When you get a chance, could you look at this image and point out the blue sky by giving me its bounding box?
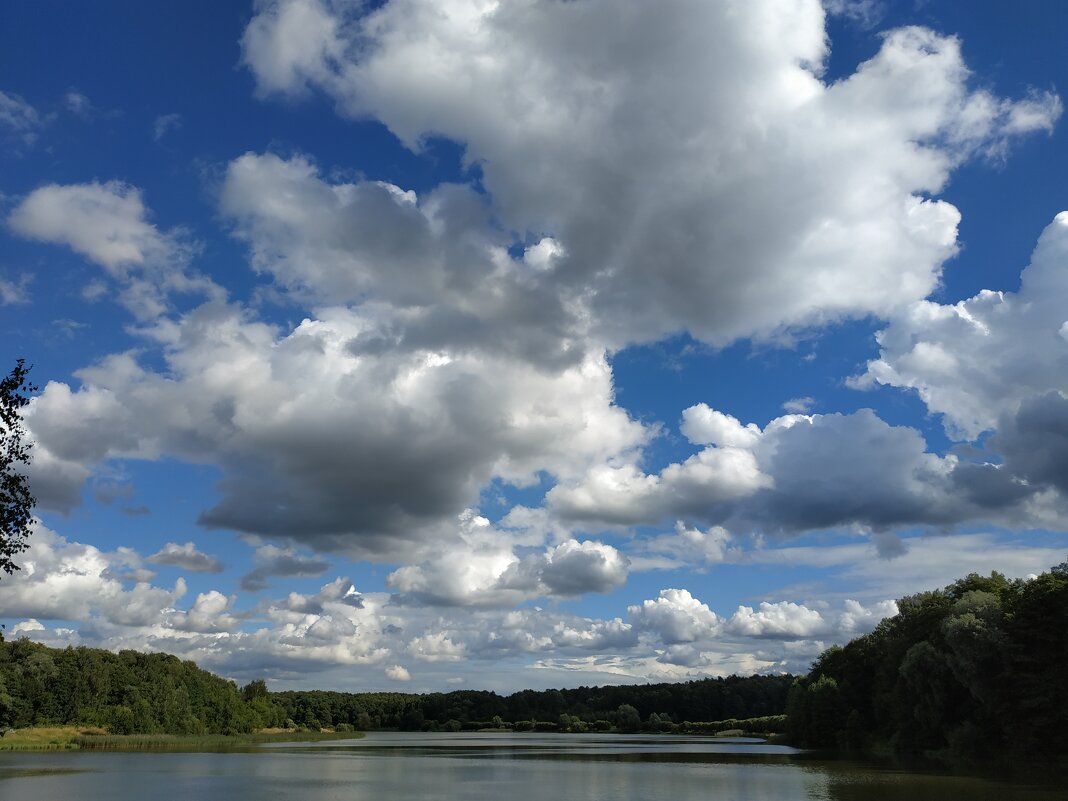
[1,0,1067,693]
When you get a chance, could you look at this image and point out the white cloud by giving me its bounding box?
[147,541,224,573]
[629,589,720,644]
[241,2,1057,350]
[385,664,410,681]
[837,599,898,634]
[12,619,45,635]
[153,113,182,141]
[0,89,40,141]
[7,181,218,320]
[727,601,828,638]
[408,631,465,662]
[25,296,646,559]
[548,405,1055,542]
[782,396,815,414]
[0,272,31,305]
[64,90,92,116]
[8,182,176,274]
[855,213,1068,440]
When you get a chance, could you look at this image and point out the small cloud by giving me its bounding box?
[13,619,45,635]
[240,544,330,591]
[120,505,151,517]
[52,318,90,340]
[81,280,108,302]
[65,90,92,116]
[782,396,815,414]
[147,541,225,573]
[0,89,41,142]
[385,664,411,681]
[153,113,182,142]
[0,272,32,305]
[823,0,885,28]
[92,481,135,505]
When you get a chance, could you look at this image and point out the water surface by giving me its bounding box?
[1,731,1062,800]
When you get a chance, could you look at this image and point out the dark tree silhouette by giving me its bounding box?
[1,359,37,578]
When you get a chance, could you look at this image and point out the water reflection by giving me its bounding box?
[1,731,1062,801]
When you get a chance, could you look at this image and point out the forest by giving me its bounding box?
[0,637,789,736]
[785,562,1068,767]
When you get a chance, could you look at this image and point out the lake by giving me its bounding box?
[1,732,1063,800]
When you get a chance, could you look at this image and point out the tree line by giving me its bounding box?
[0,639,287,734]
[270,673,791,733]
[0,635,791,736]
[785,562,1068,768]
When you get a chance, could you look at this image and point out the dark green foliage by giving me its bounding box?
[786,563,1068,767]
[0,640,286,734]
[1,359,37,580]
[268,673,793,733]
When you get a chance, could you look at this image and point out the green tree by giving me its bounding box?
[614,704,640,733]
[1,359,37,583]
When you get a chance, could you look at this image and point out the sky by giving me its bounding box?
[1,0,1067,694]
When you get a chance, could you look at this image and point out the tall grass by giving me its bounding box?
[0,726,362,752]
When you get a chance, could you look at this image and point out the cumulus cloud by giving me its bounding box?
[0,272,31,305]
[7,181,219,320]
[147,541,224,573]
[0,524,181,625]
[24,294,646,559]
[385,664,410,681]
[629,589,720,644]
[548,404,1054,545]
[408,631,465,662]
[630,522,735,572]
[241,544,330,591]
[9,182,179,274]
[855,213,1068,440]
[241,1,1056,350]
[219,152,593,369]
[388,511,628,605]
[727,601,828,639]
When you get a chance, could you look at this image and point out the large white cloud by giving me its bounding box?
[24,295,647,559]
[547,404,1056,546]
[242,0,1057,349]
[855,213,1068,440]
[219,152,591,369]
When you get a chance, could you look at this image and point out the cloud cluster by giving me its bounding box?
[7,523,1062,690]
[386,510,629,605]
[243,0,1056,349]
[24,292,646,559]
[546,402,1064,549]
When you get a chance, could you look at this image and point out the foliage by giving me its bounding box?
[269,673,793,733]
[0,640,287,734]
[785,563,1068,767]
[0,359,37,580]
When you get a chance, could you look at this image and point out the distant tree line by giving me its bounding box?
[270,673,792,734]
[785,562,1068,768]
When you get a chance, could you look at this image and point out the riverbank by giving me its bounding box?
[0,726,363,751]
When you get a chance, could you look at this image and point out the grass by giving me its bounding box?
[0,726,363,752]
[0,726,103,751]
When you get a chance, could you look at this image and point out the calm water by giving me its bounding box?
[0,732,1063,800]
